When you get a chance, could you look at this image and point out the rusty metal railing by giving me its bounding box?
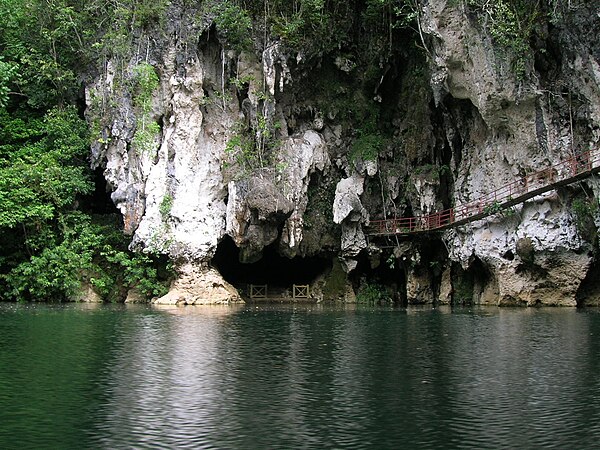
[369,149,600,236]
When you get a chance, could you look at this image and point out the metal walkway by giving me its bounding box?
[368,149,600,236]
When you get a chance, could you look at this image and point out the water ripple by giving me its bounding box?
[1,305,600,449]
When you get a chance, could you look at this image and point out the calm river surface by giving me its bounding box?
[1,303,600,449]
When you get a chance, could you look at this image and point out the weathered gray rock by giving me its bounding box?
[85,1,600,305]
[438,266,452,305]
[406,269,434,305]
[70,280,103,303]
[418,0,600,306]
[447,198,592,305]
[124,287,147,304]
[153,264,243,305]
[277,130,329,257]
[226,175,293,263]
[333,174,368,263]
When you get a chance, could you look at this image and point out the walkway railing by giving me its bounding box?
[249,284,268,299]
[247,284,312,300]
[293,284,310,299]
[369,149,600,236]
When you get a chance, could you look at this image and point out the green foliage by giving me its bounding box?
[464,0,540,79]
[571,196,599,241]
[129,0,171,29]
[132,62,159,113]
[223,109,281,175]
[0,57,17,108]
[224,131,260,172]
[483,201,503,216]
[132,120,160,153]
[347,100,387,166]
[3,210,171,302]
[0,102,171,302]
[351,134,384,164]
[199,90,234,109]
[264,0,421,56]
[159,193,173,220]
[0,0,79,107]
[0,68,154,301]
[229,74,256,90]
[356,281,392,305]
[0,0,155,106]
[0,0,175,105]
[92,247,170,301]
[363,0,420,42]
[0,0,174,302]
[212,1,253,52]
[270,0,332,50]
[0,106,92,228]
[6,221,95,300]
[90,0,170,58]
[131,62,160,154]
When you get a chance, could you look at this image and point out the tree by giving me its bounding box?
[0,1,171,301]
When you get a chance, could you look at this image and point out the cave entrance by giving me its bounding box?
[452,256,497,305]
[211,236,332,295]
[351,249,407,305]
[351,238,453,306]
[80,168,122,216]
[576,259,600,307]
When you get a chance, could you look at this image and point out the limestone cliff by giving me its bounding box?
[420,0,600,306]
[86,0,600,306]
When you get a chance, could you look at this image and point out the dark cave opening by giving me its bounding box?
[80,167,121,217]
[576,258,600,307]
[452,256,494,305]
[211,235,332,288]
[351,248,408,305]
[419,238,449,303]
[350,236,455,305]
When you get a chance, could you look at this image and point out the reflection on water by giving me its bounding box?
[1,304,600,449]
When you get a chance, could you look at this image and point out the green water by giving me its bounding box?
[1,303,600,449]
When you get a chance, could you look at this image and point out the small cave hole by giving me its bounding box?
[81,168,120,216]
[576,259,600,307]
[502,250,515,261]
[351,249,407,305]
[452,256,495,306]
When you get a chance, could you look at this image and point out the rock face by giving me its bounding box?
[448,199,591,306]
[226,175,294,263]
[86,1,600,305]
[70,280,103,303]
[88,41,232,262]
[277,130,330,257]
[419,1,600,305]
[333,174,368,263]
[153,264,242,305]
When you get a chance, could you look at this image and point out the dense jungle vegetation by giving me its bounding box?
[0,0,564,301]
[0,0,173,301]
